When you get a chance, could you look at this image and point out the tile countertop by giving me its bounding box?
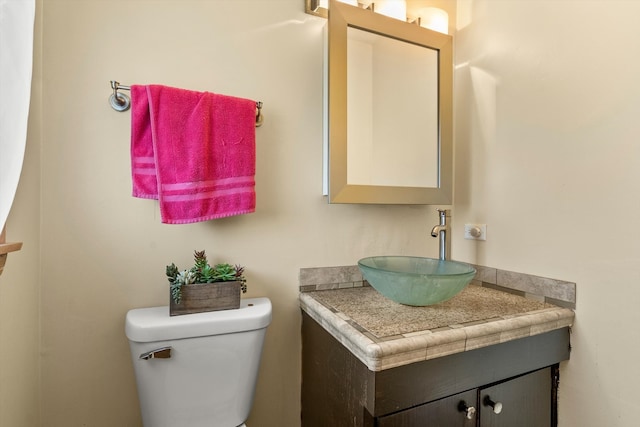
[299,285,574,372]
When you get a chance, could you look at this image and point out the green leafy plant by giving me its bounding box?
[166,250,247,304]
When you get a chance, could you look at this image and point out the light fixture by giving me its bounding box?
[314,0,357,10]
[418,7,449,34]
[306,0,448,32]
[373,0,407,21]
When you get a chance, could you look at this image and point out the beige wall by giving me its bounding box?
[36,0,440,426]
[3,0,639,426]
[454,1,640,426]
[0,93,41,426]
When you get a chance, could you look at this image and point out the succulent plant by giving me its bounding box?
[166,250,247,304]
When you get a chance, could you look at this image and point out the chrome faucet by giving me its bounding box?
[431,209,451,260]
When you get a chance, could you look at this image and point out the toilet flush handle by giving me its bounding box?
[139,346,172,360]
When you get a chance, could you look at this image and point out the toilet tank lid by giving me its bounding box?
[125,297,272,343]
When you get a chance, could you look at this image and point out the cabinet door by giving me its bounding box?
[377,389,477,427]
[480,367,551,427]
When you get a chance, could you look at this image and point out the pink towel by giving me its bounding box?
[131,85,256,224]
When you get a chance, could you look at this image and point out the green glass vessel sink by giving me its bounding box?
[358,256,477,306]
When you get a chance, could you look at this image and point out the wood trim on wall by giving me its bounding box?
[0,225,23,276]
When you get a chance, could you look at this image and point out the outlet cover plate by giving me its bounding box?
[464,224,487,241]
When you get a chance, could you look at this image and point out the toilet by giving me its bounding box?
[125,297,271,427]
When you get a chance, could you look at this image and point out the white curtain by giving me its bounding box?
[0,0,35,232]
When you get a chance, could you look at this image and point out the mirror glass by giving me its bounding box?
[347,27,438,188]
[327,0,453,204]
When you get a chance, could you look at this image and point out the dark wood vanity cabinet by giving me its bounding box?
[301,312,570,427]
[376,389,478,426]
[376,367,553,427]
[478,367,553,427]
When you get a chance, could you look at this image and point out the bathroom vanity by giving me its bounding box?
[300,282,574,427]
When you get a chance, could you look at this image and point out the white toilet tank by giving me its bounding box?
[125,297,271,427]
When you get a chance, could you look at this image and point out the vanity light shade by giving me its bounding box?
[374,0,407,21]
[319,0,357,7]
[419,7,449,34]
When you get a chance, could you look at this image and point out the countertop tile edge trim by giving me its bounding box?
[300,292,574,371]
[299,293,382,369]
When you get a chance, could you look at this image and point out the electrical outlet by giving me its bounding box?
[464,224,487,241]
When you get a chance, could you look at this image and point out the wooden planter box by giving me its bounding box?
[170,281,241,316]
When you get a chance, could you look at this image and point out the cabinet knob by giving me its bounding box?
[457,401,476,420]
[483,396,503,414]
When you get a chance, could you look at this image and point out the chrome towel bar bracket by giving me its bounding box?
[110,80,131,112]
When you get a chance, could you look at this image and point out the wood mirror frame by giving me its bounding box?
[326,0,453,204]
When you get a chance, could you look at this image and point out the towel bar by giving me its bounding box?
[109,80,264,127]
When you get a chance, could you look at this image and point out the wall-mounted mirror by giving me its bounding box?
[324,0,453,204]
